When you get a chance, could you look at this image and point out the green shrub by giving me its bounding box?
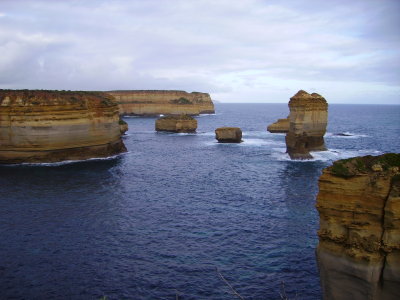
[331,162,352,178]
[170,97,193,104]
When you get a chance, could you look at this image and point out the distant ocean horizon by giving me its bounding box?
[1,103,399,299]
[213,101,400,105]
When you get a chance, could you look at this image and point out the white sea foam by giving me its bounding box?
[243,131,271,138]
[204,138,285,147]
[197,113,219,117]
[3,152,129,167]
[198,131,216,136]
[134,131,157,134]
[175,132,197,136]
[271,148,382,162]
[325,132,369,139]
[242,139,285,147]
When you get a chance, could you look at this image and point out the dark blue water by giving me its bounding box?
[1,104,399,299]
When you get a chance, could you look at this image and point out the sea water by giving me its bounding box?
[0,103,399,299]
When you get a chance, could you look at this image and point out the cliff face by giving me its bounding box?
[107,90,215,116]
[0,90,126,163]
[285,90,328,159]
[316,154,400,300]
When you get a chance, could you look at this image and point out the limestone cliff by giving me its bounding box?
[0,89,126,163]
[107,90,215,116]
[316,154,400,300]
[285,90,328,159]
[267,117,289,133]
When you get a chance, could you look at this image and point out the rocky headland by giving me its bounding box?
[285,90,328,159]
[215,127,243,143]
[107,90,215,116]
[316,153,400,300]
[0,89,126,163]
[155,114,197,133]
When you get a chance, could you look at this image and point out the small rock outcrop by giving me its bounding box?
[267,117,289,133]
[285,90,328,159]
[0,90,127,164]
[108,90,215,116]
[316,154,400,300]
[119,119,128,135]
[215,127,242,143]
[155,115,197,133]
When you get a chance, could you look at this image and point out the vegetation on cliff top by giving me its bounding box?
[170,97,193,105]
[118,119,127,125]
[0,89,117,107]
[329,153,400,178]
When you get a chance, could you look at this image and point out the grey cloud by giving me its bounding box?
[0,0,399,103]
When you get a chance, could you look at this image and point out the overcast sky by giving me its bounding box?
[0,0,399,103]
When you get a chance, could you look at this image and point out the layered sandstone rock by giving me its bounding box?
[285,90,328,159]
[215,127,242,143]
[316,154,400,300]
[108,90,215,116]
[155,115,197,133]
[267,117,289,133]
[0,90,126,164]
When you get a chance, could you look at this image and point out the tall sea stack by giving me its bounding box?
[316,154,400,300]
[285,90,328,159]
[0,90,126,164]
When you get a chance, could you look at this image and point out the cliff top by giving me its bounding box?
[289,90,327,107]
[158,114,195,120]
[0,89,117,107]
[108,90,209,96]
[328,153,400,178]
[215,127,241,131]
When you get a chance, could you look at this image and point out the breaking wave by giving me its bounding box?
[271,148,382,162]
[2,152,129,167]
[326,132,369,139]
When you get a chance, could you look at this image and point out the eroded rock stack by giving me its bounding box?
[0,90,127,163]
[316,154,400,300]
[108,90,215,116]
[155,114,197,133]
[267,117,289,133]
[285,90,328,159]
[215,127,242,143]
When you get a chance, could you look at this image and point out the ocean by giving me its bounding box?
[1,103,399,299]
